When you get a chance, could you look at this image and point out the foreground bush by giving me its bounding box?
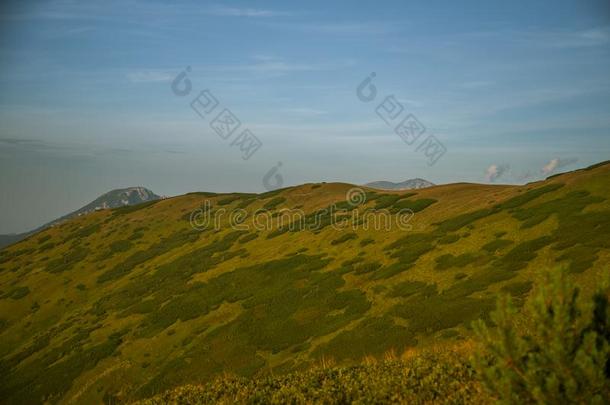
[473,270,610,404]
[135,348,488,404]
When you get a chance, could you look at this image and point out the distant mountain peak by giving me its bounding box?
[364,178,435,190]
[85,187,160,212]
[0,186,160,249]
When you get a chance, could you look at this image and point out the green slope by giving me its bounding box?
[0,162,609,404]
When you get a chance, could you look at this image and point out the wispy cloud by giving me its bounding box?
[541,157,578,175]
[462,26,610,49]
[280,108,328,116]
[459,81,494,89]
[264,21,399,36]
[208,56,355,75]
[532,27,610,48]
[164,149,187,155]
[0,137,47,148]
[485,163,510,182]
[45,26,96,38]
[0,2,293,24]
[388,26,610,56]
[126,70,174,83]
[206,6,293,18]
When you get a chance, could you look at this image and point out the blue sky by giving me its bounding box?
[0,0,609,233]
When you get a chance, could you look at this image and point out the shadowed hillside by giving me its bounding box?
[0,162,609,403]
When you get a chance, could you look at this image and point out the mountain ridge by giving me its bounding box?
[0,161,608,403]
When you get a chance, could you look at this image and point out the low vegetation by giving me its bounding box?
[139,270,610,404]
[136,346,485,405]
[0,161,609,403]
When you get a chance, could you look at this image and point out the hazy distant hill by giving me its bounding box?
[0,187,160,249]
[0,234,24,249]
[365,178,435,190]
[0,163,609,403]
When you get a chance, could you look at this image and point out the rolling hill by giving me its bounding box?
[0,162,609,404]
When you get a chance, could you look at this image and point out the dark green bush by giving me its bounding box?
[496,236,552,272]
[388,280,436,298]
[556,245,598,274]
[482,239,513,253]
[7,286,30,299]
[511,190,604,229]
[266,227,290,239]
[499,280,532,298]
[97,228,201,283]
[435,208,496,233]
[373,194,402,209]
[339,258,382,275]
[372,233,436,279]
[359,237,375,247]
[438,234,460,244]
[44,247,89,273]
[391,198,437,213]
[37,235,51,244]
[313,316,415,360]
[494,183,564,210]
[109,239,133,254]
[216,195,242,205]
[128,230,145,241]
[435,253,477,270]
[37,242,56,252]
[236,197,256,209]
[0,329,127,404]
[473,270,610,404]
[75,223,101,238]
[238,233,258,244]
[330,233,358,245]
[262,197,286,210]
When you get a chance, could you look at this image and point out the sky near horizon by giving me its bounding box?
[0,0,609,233]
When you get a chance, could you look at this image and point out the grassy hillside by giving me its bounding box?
[1,161,609,404]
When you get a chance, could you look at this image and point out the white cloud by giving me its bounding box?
[485,163,509,182]
[542,158,560,174]
[541,157,578,175]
